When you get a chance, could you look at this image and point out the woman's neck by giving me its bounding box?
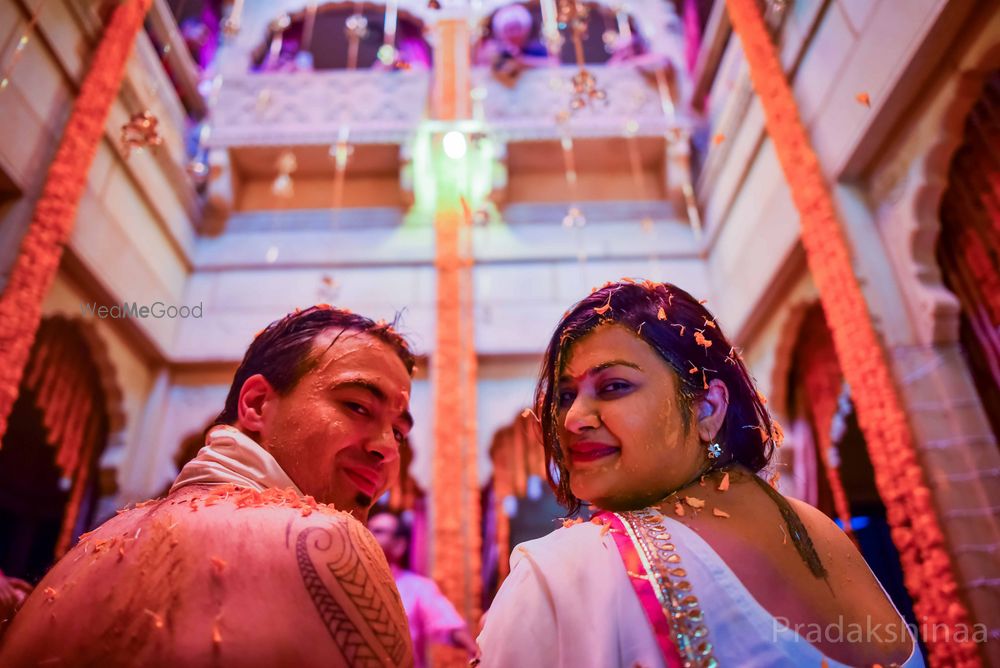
[649,464,750,513]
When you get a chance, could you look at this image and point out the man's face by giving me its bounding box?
[368,512,405,565]
[257,331,413,517]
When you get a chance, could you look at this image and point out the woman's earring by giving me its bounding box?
[706,442,723,460]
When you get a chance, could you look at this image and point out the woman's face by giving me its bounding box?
[556,324,706,511]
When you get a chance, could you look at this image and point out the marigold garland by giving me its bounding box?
[725,1,979,665]
[0,0,153,444]
[431,208,480,668]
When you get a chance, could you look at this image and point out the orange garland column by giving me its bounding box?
[725,1,979,665]
[430,14,480,668]
[0,0,153,443]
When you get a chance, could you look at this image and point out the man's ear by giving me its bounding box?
[695,379,730,443]
[237,374,276,437]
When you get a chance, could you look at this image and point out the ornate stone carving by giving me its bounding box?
[209,70,432,147]
[478,65,683,141]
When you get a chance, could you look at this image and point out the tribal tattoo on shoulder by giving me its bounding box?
[296,519,413,667]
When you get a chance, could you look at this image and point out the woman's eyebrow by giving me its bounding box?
[559,359,641,383]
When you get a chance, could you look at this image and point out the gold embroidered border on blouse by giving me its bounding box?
[615,508,718,668]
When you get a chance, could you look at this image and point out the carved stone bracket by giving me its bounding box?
[876,52,999,347]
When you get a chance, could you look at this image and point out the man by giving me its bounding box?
[0,306,416,667]
[368,508,479,667]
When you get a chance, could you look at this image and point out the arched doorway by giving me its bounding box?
[785,304,920,637]
[0,317,111,583]
[936,68,1000,446]
[251,3,433,71]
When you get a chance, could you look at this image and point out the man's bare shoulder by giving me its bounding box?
[0,485,413,668]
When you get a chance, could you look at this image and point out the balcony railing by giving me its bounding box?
[477,64,683,141]
[208,69,432,147]
[207,63,685,149]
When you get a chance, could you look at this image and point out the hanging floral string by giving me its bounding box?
[725,1,979,664]
[0,0,152,444]
[431,22,480,665]
[558,0,606,110]
[431,205,480,668]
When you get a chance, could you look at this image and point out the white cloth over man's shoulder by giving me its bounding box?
[477,514,925,668]
[170,425,303,495]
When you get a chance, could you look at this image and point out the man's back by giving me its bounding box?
[0,485,413,667]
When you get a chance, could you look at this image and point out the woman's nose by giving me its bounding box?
[564,395,600,433]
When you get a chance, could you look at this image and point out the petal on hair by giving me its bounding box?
[593,295,613,315]
[771,419,785,447]
[657,307,667,321]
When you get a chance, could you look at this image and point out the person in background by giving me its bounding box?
[0,568,30,639]
[476,4,554,86]
[368,507,479,667]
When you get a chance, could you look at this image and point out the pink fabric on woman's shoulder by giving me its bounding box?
[598,511,684,668]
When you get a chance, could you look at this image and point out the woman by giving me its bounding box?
[477,280,922,668]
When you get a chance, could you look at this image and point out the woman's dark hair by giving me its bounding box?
[535,280,776,513]
[213,305,415,427]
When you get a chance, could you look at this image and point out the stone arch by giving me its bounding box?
[882,42,1000,346]
[61,316,127,437]
[768,292,819,420]
[227,0,440,69]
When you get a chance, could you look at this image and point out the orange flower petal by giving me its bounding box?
[712,508,730,518]
[718,473,730,491]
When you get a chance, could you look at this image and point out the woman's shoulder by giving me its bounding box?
[510,518,620,575]
[514,518,604,556]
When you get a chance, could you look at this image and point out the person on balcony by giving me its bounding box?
[477,4,554,87]
[0,306,417,667]
[477,280,923,667]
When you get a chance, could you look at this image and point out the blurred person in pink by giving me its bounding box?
[368,507,479,667]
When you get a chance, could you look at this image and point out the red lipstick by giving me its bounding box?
[568,441,621,464]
